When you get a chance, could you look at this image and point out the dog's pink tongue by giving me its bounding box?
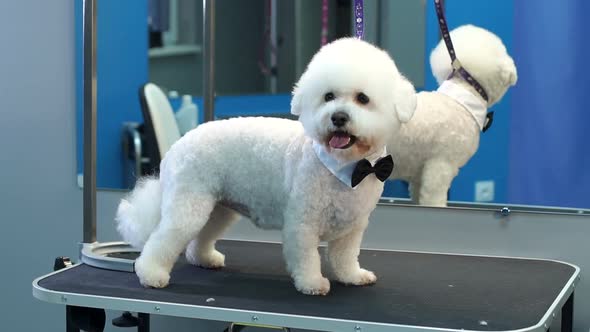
[329,135,351,149]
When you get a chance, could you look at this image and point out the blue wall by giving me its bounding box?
[508,0,590,209]
[76,0,148,189]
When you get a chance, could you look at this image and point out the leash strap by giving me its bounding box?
[354,0,364,39]
[434,0,489,102]
[321,0,329,45]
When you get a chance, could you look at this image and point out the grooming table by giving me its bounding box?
[33,240,579,332]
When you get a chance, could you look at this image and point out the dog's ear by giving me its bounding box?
[393,77,417,123]
[291,85,303,116]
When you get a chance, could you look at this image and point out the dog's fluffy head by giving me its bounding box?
[291,38,416,162]
[430,24,517,106]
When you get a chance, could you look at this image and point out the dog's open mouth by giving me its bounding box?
[328,131,357,149]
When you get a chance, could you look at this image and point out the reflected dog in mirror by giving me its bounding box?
[387,25,517,207]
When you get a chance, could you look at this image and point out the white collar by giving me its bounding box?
[312,141,387,189]
[437,80,488,131]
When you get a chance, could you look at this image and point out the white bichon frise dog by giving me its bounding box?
[116,38,416,295]
[387,25,517,207]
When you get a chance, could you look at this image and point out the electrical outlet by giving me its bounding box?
[475,180,494,202]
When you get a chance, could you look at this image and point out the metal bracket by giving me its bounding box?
[54,256,73,271]
[500,207,511,217]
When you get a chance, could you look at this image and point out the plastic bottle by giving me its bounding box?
[175,95,198,135]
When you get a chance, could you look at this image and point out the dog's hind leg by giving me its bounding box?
[185,205,240,269]
[134,191,217,288]
[408,179,422,203]
[418,159,457,207]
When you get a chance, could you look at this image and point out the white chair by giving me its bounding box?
[138,83,181,173]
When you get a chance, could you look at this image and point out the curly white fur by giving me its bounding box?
[116,38,416,295]
[387,25,518,207]
[116,177,161,249]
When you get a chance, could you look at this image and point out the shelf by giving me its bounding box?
[148,44,202,58]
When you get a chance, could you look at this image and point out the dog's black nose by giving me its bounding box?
[331,112,350,127]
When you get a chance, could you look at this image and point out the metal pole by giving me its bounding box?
[203,0,215,122]
[138,313,151,332]
[83,0,97,243]
[270,0,277,93]
[561,293,574,332]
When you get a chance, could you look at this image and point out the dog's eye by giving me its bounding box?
[324,92,335,102]
[356,93,370,105]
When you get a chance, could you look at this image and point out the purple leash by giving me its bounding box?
[354,0,364,39]
[434,0,493,131]
[321,0,329,46]
[434,0,488,103]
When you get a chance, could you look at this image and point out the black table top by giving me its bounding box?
[37,240,577,331]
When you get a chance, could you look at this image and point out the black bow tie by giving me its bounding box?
[351,155,394,187]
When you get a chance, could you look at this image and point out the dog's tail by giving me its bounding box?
[115,177,162,249]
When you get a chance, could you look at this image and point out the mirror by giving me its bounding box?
[76,0,590,211]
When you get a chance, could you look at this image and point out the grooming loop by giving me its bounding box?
[433,0,494,132]
[433,0,488,102]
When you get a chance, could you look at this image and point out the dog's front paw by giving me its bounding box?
[135,256,170,288]
[295,276,331,296]
[355,268,377,285]
[337,268,377,286]
[186,249,225,269]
